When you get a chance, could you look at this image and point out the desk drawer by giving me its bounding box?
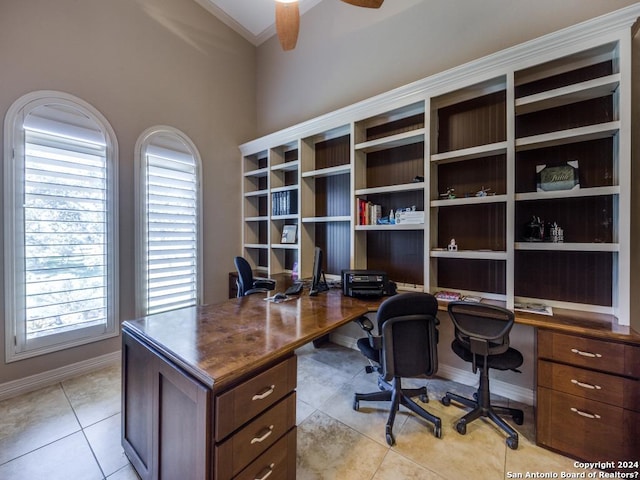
[215,393,296,479]
[234,428,296,480]
[537,387,640,462]
[538,359,640,412]
[216,355,297,440]
[538,330,640,377]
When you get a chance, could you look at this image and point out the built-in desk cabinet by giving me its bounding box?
[122,330,297,480]
[536,329,640,463]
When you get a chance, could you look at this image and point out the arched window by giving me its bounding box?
[135,126,202,316]
[4,91,119,361]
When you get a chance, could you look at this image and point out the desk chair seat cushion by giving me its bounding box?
[451,339,523,371]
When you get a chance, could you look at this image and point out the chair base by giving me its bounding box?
[441,372,523,450]
[354,376,442,446]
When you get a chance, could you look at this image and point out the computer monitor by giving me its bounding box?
[309,246,329,296]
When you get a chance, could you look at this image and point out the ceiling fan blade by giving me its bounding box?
[340,0,384,8]
[275,1,300,51]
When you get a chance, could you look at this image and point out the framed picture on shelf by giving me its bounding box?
[281,225,297,244]
[536,161,579,192]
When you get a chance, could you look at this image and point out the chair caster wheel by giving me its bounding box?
[512,412,524,425]
[455,420,467,435]
[385,425,395,446]
[385,432,395,446]
[420,393,428,403]
[434,424,442,439]
[506,435,518,450]
[353,399,359,411]
[441,396,451,407]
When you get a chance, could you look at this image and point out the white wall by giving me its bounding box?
[256,0,638,135]
[0,0,255,385]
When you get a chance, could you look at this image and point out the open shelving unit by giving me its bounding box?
[428,76,509,301]
[239,7,635,328]
[242,151,269,273]
[511,41,625,314]
[352,102,427,287]
[298,126,352,279]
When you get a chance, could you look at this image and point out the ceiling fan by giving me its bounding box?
[275,0,384,51]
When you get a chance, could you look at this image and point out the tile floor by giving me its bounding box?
[0,342,588,480]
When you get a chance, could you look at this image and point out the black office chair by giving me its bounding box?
[441,301,524,450]
[353,292,442,445]
[234,256,276,297]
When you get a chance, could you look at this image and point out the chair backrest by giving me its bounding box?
[377,292,439,380]
[447,302,514,359]
[234,256,254,296]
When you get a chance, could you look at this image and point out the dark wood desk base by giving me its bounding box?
[121,286,372,480]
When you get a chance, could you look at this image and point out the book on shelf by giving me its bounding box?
[514,302,553,316]
[357,198,381,225]
[272,190,298,216]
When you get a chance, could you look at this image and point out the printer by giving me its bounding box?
[341,270,395,298]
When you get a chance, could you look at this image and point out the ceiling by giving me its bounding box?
[194,0,324,46]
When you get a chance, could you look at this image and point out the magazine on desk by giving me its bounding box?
[434,291,483,303]
[514,302,553,316]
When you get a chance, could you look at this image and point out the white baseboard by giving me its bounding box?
[0,351,121,402]
[329,332,534,406]
[437,364,534,406]
[329,332,358,350]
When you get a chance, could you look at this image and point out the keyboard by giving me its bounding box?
[284,282,303,296]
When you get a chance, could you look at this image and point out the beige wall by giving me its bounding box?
[256,0,638,136]
[0,0,256,384]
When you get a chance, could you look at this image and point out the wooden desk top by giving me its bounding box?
[123,273,640,391]
[123,286,374,390]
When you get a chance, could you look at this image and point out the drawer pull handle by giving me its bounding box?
[570,407,601,420]
[255,463,275,480]
[571,379,601,390]
[252,385,276,401]
[570,348,602,359]
[251,425,274,444]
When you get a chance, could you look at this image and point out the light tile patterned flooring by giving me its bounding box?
[0,342,586,479]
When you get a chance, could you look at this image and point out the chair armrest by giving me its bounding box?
[354,316,382,350]
[355,316,382,350]
[356,316,374,333]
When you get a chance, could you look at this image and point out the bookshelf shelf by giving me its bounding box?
[355,129,425,153]
[355,182,424,196]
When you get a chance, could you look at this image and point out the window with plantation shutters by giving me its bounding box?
[135,127,202,316]
[4,91,119,361]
